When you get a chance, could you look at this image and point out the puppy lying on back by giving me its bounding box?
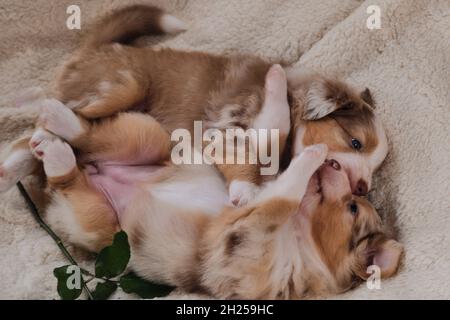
[0,5,388,206]
[1,67,402,299]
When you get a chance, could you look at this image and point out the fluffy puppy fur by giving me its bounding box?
[5,69,400,299]
[25,107,402,299]
[0,5,401,299]
[51,5,386,203]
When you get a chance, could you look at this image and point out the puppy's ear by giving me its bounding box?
[354,237,403,280]
[360,88,375,108]
[302,80,339,120]
[372,239,403,278]
[302,79,355,120]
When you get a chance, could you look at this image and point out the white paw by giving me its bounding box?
[254,64,290,136]
[160,14,187,34]
[292,143,328,175]
[229,180,260,207]
[0,148,35,192]
[29,128,56,160]
[265,64,287,100]
[300,143,328,161]
[39,139,76,178]
[39,98,83,141]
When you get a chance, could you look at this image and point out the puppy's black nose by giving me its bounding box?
[354,179,368,196]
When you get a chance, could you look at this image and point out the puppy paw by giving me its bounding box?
[265,64,287,100]
[291,144,328,175]
[0,148,35,193]
[29,128,56,160]
[160,14,187,33]
[229,180,260,207]
[301,144,328,162]
[255,64,290,136]
[39,139,76,178]
[39,99,84,141]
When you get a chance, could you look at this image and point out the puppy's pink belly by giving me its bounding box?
[96,163,163,184]
[89,175,135,222]
[87,164,164,223]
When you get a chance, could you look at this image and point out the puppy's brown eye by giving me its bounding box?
[349,202,358,216]
[351,138,362,150]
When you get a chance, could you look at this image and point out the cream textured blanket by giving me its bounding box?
[0,0,449,299]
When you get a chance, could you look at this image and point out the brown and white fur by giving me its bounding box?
[24,108,402,299]
[0,5,387,205]
[0,6,398,298]
[1,65,401,299]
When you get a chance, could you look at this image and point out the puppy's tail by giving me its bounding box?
[82,5,186,48]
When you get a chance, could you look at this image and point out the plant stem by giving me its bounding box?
[84,276,95,283]
[16,181,94,300]
[105,278,120,284]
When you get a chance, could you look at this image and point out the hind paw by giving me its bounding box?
[38,139,76,178]
[0,148,34,193]
[291,144,328,176]
[29,128,56,160]
[39,99,84,141]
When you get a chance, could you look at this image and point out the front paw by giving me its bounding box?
[265,64,287,102]
[300,144,328,163]
[229,180,260,207]
[291,144,328,175]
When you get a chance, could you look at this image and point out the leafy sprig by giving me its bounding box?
[17,182,174,300]
[53,231,175,300]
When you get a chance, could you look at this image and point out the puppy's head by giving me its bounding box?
[287,69,388,195]
[303,161,403,291]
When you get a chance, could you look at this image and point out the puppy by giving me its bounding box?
[14,69,400,299]
[199,145,403,299]
[27,118,402,299]
[15,66,290,251]
[48,5,387,202]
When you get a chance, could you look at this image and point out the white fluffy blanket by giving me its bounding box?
[0,0,449,299]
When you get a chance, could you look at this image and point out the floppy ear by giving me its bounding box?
[372,239,403,278]
[301,80,341,120]
[354,238,403,280]
[360,88,375,108]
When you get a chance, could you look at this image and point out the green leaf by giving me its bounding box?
[53,265,83,300]
[92,281,118,300]
[120,272,174,299]
[95,231,130,278]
